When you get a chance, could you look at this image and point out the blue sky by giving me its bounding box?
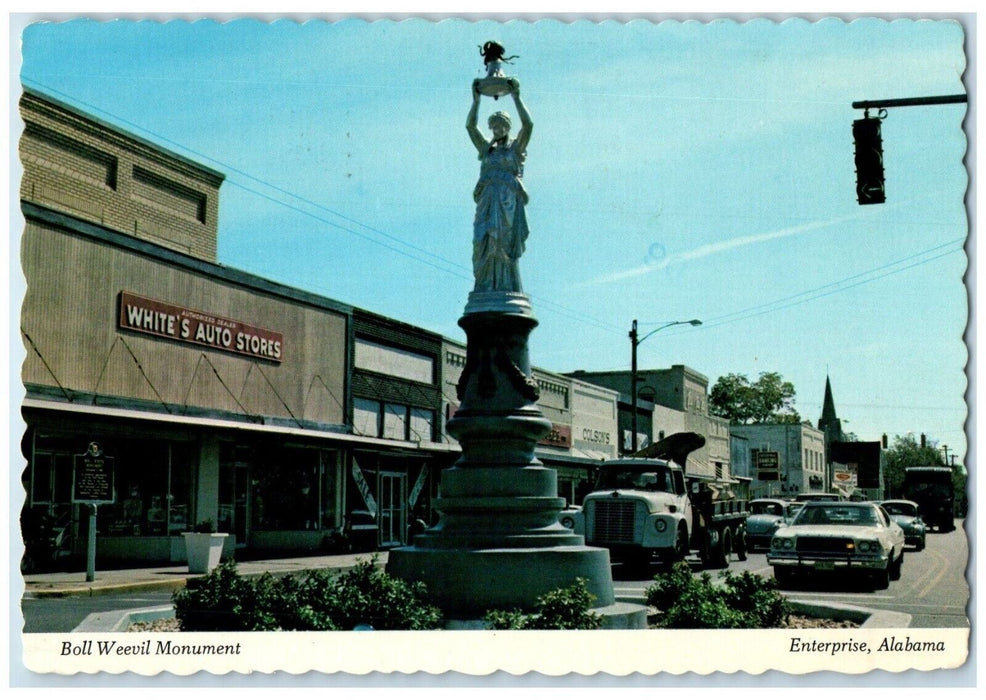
[11,15,970,461]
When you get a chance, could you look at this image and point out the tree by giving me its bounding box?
[883,434,947,498]
[709,371,800,424]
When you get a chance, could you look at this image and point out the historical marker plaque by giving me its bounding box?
[72,442,116,505]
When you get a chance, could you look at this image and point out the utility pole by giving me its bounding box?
[628,318,702,454]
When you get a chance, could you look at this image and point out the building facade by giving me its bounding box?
[567,365,729,481]
[18,88,459,568]
[729,423,828,499]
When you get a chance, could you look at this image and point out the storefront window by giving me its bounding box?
[251,446,338,531]
[93,440,195,537]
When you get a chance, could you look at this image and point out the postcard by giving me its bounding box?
[9,12,972,684]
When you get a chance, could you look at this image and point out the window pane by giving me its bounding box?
[353,398,381,437]
[409,408,434,442]
[383,403,407,440]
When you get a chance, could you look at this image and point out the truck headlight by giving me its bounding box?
[560,516,575,529]
[654,519,667,533]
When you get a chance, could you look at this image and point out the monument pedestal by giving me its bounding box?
[387,292,638,623]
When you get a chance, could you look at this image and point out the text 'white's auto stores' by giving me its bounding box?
[18,88,862,571]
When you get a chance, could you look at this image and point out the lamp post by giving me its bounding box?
[629,318,702,454]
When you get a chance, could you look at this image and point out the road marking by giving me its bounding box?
[787,593,896,600]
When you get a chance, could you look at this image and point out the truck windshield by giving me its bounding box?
[596,467,674,493]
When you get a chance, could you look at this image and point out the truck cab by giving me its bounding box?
[581,457,692,569]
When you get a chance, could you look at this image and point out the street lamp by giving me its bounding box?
[629,318,702,454]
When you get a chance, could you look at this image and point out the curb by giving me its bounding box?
[74,605,176,633]
[787,599,912,629]
[75,599,911,633]
[25,578,191,599]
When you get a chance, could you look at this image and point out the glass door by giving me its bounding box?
[377,471,406,547]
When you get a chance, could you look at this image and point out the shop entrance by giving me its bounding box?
[377,471,406,547]
[219,445,251,549]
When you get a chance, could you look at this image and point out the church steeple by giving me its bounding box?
[818,375,844,446]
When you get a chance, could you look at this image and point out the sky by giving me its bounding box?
[9,13,971,463]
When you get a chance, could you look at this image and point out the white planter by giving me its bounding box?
[182,532,229,574]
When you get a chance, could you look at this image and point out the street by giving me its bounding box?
[20,590,176,634]
[613,519,970,629]
[19,520,968,633]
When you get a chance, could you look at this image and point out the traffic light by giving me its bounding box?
[853,116,886,204]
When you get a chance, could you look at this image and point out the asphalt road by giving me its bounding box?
[19,590,177,634]
[20,519,969,633]
[613,518,970,629]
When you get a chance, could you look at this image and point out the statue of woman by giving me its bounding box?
[466,79,533,293]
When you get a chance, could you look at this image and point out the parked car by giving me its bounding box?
[880,499,927,551]
[768,501,905,590]
[745,498,789,551]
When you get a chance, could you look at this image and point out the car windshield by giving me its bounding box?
[751,502,784,516]
[793,504,879,526]
[883,502,918,517]
[597,466,674,493]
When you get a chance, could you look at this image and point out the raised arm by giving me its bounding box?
[510,81,533,154]
[466,82,488,155]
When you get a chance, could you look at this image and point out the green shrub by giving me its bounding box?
[173,557,442,631]
[173,561,280,631]
[484,578,603,630]
[318,558,442,631]
[645,563,790,629]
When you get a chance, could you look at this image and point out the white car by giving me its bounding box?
[768,501,905,590]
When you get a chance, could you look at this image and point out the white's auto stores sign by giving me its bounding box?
[118,291,284,362]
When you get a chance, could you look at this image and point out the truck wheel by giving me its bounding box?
[735,528,748,562]
[673,524,688,562]
[712,527,732,569]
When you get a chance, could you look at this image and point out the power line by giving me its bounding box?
[24,80,627,335]
[700,238,965,330]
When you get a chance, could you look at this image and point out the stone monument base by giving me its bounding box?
[386,545,618,619]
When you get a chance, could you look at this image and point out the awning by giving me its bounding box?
[22,397,459,454]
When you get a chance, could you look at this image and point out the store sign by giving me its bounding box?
[834,463,858,487]
[757,450,780,481]
[72,442,115,504]
[118,291,284,363]
[409,465,429,508]
[539,424,573,448]
[351,461,378,516]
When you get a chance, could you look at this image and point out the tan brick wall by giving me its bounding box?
[21,219,348,427]
[18,90,223,262]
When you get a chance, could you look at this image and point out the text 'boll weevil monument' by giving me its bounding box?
[387,45,643,627]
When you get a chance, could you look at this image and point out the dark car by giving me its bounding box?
[745,498,789,551]
[880,499,927,551]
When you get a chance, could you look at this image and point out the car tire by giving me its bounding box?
[890,549,903,581]
[774,567,795,589]
[916,537,925,551]
[873,566,891,590]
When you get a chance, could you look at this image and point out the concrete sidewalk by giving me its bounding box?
[22,551,389,598]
